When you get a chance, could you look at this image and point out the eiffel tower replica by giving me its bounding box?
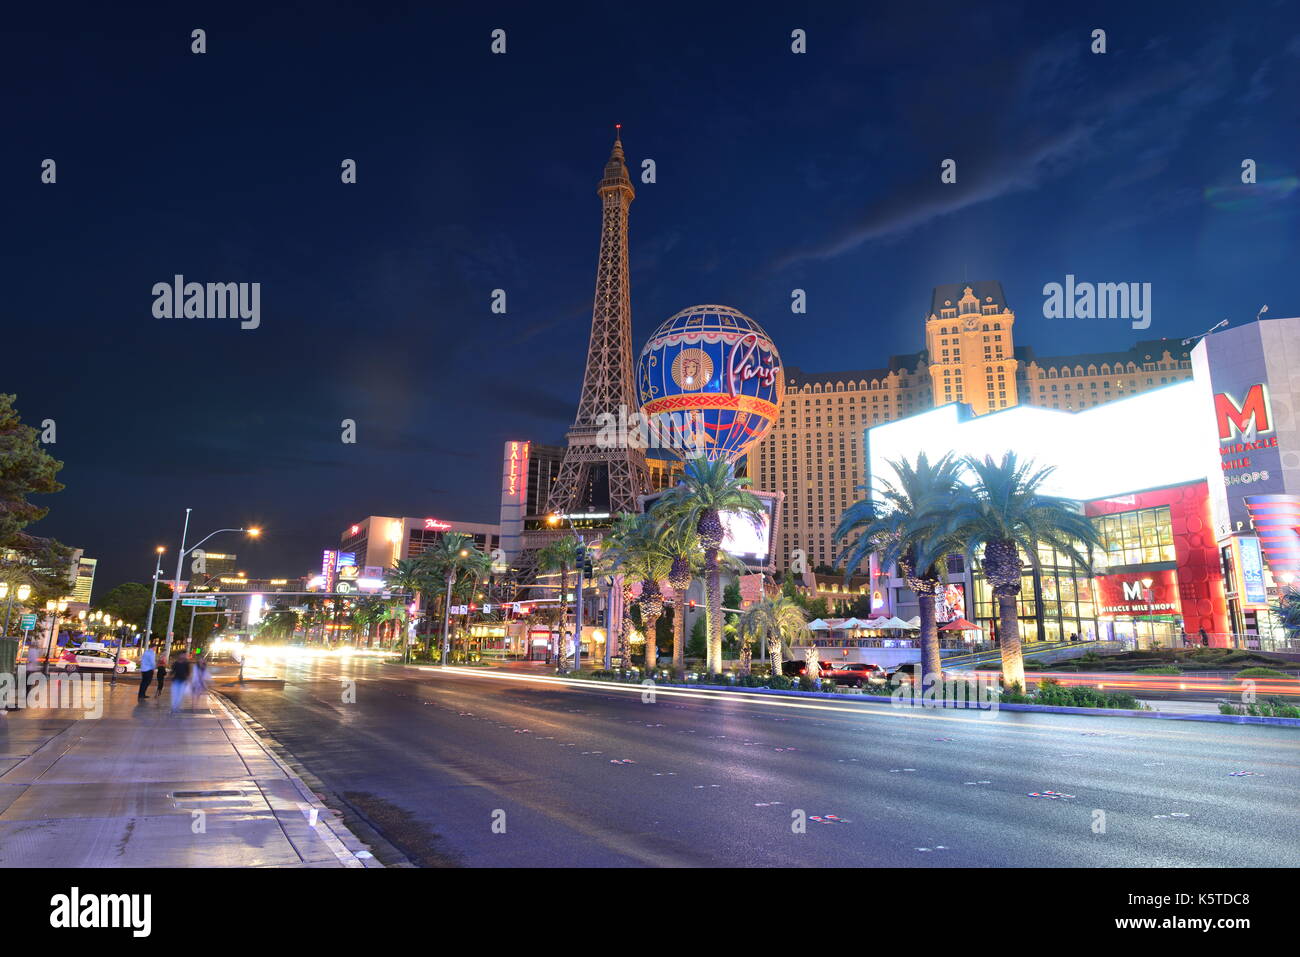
[545,130,650,520]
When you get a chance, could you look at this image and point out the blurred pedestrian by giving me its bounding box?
[25,642,40,693]
[191,653,210,704]
[155,648,168,696]
[138,644,157,699]
[169,652,192,712]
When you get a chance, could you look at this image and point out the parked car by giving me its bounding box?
[781,659,835,678]
[885,662,949,687]
[828,662,886,687]
[60,648,136,674]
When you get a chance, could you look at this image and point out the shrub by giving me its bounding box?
[767,675,793,690]
[1136,666,1182,675]
[1220,698,1300,718]
[1235,667,1291,679]
[798,676,817,692]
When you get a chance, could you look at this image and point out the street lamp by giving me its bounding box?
[41,599,68,675]
[142,546,166,650]
[0,581,33,638]
[161,508,260,656]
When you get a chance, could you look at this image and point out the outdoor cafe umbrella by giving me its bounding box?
[879,616,917,630]
[939,618,981,631]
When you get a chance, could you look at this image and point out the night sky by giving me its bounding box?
[6,1,1299,589]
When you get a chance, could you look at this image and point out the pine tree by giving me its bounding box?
[0,394,71,601]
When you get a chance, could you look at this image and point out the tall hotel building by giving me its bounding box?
[755,281,1195,573]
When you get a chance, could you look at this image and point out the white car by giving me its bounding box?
[60,648,136,674]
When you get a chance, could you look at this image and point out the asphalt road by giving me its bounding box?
[221,656,1300,867]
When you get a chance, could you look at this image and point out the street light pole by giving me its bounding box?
[142,546,165,649]
[162,510,259,658]
[574,536,585,673]
[163,508,192,655]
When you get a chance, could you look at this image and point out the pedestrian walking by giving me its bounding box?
[138,644,157,699]
[191,654,210,705]
[25,643,40,694]
[169,652,192,712]
[156,649,168,695]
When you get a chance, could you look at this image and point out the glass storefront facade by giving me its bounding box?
[972,543,1099,643]
[1090,504,1183,649]
[1093,505,1175,569]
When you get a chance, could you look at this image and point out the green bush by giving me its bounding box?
[1235,667,1291,679]
[767,675,793,690]
[1220,698,1300,718]
[1135,666,1182,675]
[798,675,817,691]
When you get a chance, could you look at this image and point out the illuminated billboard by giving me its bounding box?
[639,487,779,568]
[720,502,772,564]
[868,381,1207,502]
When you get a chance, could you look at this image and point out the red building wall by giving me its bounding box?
[1085,481,1230,642]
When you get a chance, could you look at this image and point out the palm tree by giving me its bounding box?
[596,514,643,671]
[943,452,1101,689]
[835,452,965,690]
[536,534,584,672]
[256,607,299,642]
[655,520,702,674]
[422,534,494,665]
[655,457,767,673]
[1270,587,1300,639]
[738,595,810,677]
[595,513,670,669]
[348,597,384,647]
[385,557,430,661]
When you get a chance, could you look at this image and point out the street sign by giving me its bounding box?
[19,614,37,631]
[181,597,218,607]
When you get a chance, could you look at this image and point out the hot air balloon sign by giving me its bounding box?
[636,304,783,463]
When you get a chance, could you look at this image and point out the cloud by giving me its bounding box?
[773,33,1230,269]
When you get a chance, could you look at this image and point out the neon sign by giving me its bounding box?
[726,333,779,397]
[507,440,530,500]
[424,518,451,530]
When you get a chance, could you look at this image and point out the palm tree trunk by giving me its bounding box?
[644,608,659,670]
[558,566,570,672]
[441,573,455,664]
[673,594,686,673]
[619,582,634,671]
[997,591,1026,690]
[705,556,722,673]
[768,637,781,677]
[917,583,942,690]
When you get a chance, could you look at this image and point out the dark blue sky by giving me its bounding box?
[5,1,1299,588]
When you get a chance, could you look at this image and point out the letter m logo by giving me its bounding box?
[1215,384,1272,442]
[1122,581,1144,601]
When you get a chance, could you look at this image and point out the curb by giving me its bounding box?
[211,694,384,867]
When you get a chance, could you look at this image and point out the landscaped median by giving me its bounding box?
[400,662,1300,726]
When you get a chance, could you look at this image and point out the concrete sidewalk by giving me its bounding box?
[0,675,378,867]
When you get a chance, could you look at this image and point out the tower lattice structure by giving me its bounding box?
[546,132,650,518]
